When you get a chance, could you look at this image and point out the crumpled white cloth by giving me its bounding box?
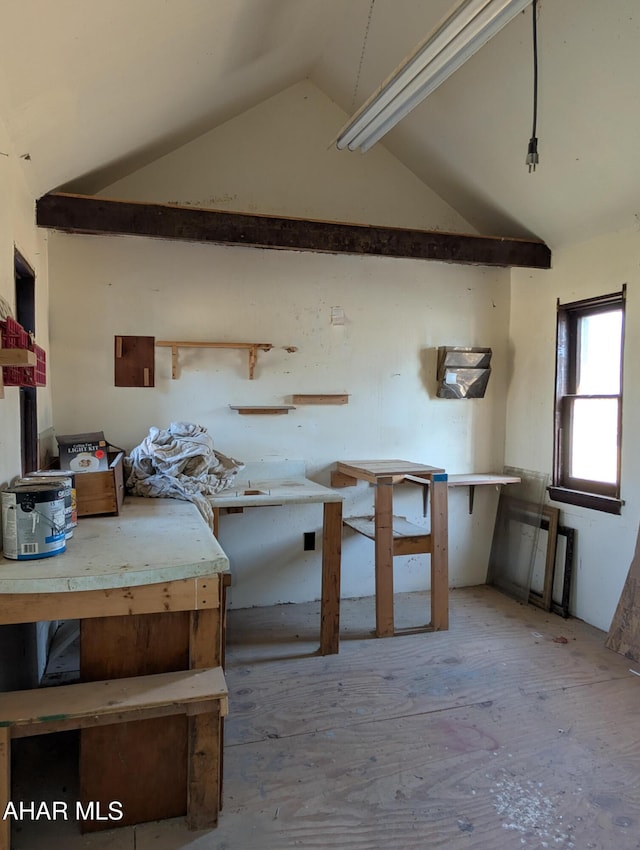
[124,422,243,526]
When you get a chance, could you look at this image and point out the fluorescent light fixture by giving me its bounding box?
[336,0,531,153]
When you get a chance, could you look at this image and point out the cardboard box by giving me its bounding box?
[46,451,125,517]
[56,432,109,473]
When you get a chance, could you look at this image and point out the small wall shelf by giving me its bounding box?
[229,405,295,415]
[0,349,37,399]
[156,340,274,380]
[0,350,37,367]
[291,394,349,405]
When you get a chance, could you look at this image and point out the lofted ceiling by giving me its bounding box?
[1,0,639,249]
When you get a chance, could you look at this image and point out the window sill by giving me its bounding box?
[548,486,623,515]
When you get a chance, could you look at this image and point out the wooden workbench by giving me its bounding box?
[0,496,230,831]
[208,461,343,655]
[334,460,448,638]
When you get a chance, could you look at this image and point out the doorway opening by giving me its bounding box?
[14,249,37,474]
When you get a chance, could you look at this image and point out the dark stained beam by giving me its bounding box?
[36,193,551,270]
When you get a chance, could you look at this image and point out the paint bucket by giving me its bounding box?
[17,472,77,538]
[1,483,67,560]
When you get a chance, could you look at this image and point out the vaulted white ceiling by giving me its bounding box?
[1,0,639,248]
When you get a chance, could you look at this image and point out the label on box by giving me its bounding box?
[57,432,109,473]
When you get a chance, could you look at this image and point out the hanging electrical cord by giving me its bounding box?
[526,0,539,172]
[350,0,377,113]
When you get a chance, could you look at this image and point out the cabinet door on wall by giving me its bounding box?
[114,336,155,387]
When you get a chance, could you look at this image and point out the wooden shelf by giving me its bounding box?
[229,405,295,415]
[344,514,431,557]
[291,394,349,405]
[0,349,37,399]
[156,340,273,380]
[0,349,37,367]
[403,472,522,514]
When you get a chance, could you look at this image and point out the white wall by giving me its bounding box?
[102,80,473,235]
[507,228,640,631]
[0,115,53,488]
[47,81,511,611]
[48,233,510,609]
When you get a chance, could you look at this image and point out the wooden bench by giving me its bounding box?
[0,667,228,850]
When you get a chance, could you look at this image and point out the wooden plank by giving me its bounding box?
[393,535,432,557]
[344,515,430,541]
[337,460,445,483]
[291,394,349,405]
[157,341,272,350]
[330,470,358,488]
[320,500,342,656]
[0,349,36,367]
[447,473,522,486]
[0,577,218,625]
[606,522,640,660]
[187,706,222,829]
[0,668,228,735]
[229,406,295,415]
[190,608,223,669]
[188,585,225,818]
[10,701,219,739]
[36,193,552,270]
[0,727,9,850]
[429,475,449,631]
[114,335,155,387]
[80,715,188,830]
[374,478,395,638]
[80,611,190,679]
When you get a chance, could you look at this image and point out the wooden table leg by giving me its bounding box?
[430,474,449,630]
[189,583,226,812]
[187,704,222,829]
[374,477,395,637]
[320,501,342,655]
[189,606,222,669]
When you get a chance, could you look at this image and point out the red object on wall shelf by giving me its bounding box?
[0,317,47,387]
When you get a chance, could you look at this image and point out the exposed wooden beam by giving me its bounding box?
[36,192,551,270]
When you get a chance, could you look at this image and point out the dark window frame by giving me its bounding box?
[549,287,626,515]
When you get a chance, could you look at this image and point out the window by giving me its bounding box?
[549,287,625,514]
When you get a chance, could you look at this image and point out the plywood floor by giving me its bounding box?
[11,586,640,849]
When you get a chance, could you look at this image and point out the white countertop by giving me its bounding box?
[208,477,343,508]
[0,496,229,594]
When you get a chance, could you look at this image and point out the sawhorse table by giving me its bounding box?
[333,460,448,638]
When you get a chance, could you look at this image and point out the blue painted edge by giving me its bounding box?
[432,473,448,482]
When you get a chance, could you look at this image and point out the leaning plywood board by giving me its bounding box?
[606,523,640,660]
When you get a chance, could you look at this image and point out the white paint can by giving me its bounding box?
[1,484,67,560]
[17,473,76,539]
